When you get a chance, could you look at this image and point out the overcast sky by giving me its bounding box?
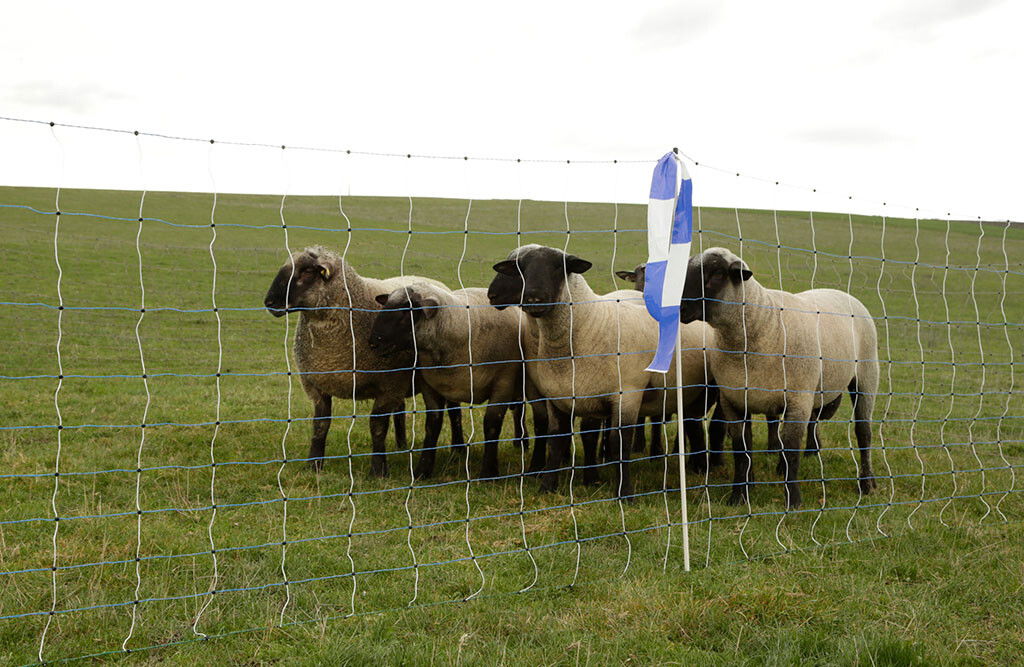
[1,0,1021,220]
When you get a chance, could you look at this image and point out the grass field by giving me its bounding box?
[1,185,1022,664]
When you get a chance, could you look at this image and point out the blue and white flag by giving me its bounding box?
[643,151,693,373]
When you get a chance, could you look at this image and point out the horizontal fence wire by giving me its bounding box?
[0,115,1022,665]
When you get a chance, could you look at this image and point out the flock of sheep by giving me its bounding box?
[263,243,879,509]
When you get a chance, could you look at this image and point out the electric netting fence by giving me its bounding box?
[0,117,1021,664]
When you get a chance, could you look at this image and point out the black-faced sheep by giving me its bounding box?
[487,244,721,498]
[368,282,549,480]
[679,247,879,509]
[614,263,724,461]
[263,246,458,476]
[616,261,832,468]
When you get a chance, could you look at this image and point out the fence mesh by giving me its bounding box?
[0,117,1021,664]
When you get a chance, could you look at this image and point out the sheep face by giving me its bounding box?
[367,288,438,355]
[615,263,647,292]
[488,246,592,317]
[679,248,752,325]
[264,248,336,317]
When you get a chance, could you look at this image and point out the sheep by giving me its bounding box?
[614,265,701,458]
[367,282,550,480]
[263,245,460,476]
[499,256,728,475]
[679,246,879,509]
[496,253,725,477]
[616,261,830,467]
[487,244,721,498]
[614,264,649,291]
[604,288,668,457]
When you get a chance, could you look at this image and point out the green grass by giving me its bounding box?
[0,185,1022,664]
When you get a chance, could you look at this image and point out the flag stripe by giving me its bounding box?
[648,155,678,200]
[661,242,691,308]
[671,174,692,244]
[646,198,677,260]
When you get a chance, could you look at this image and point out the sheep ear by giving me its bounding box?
[565,255,592,275]
[417,296,440,319]
[493,260,518,276]
[729,260,753,282]
[615,270,636,282]
[374,294,390,306]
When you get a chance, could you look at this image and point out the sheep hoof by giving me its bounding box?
[308,458,325,473]
[370,460,390,478]
[785,486,802,510]
[775,459,787,477]
[688,454,709,475]
[859,476,877,494]
[539,477,559,494]
[583,471,601,487]
[478,466,499,480]
[413,463,434,480]
[727,490,748,506]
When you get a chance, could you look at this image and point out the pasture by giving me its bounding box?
[1,185,1022,664]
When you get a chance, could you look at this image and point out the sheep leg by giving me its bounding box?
[418,406,445,479]
[392,410,407,455]
[683,391,712,472]
[580,417,601,486]
[726,406,753,506]
[849,379,877,494]
[707,402,727,468]
[806,394,840,458]
[679,386,706,466]
[778,409,810,510]
[368,401,395,478]
[632,418,648,453]
[610,418,637,501]
[805,420,820,458]
[650,420,664,457]
[539,408,572,493]
[414,387,445,479]
[448,402,466,453]
[599,418,612,463]
[527,400,549,474]
[769,417,787,477]
[511,402,527,449]
[308,393,332,471]
[480,403,505,479]
[608,397,641,500]
[682,412,708,474]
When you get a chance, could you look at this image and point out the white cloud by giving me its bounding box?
[2,82,130,114]
[631,1,722,47]
[876,0,1005,32]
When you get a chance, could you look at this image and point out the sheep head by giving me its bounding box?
[615,263,647,292]
[368,286,440,355]
[263,247,339,317]
[488,245,591,317]
[679,247,752,325]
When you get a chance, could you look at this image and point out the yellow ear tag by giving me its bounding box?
[321,266,331,280]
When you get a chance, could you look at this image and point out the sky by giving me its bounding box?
[1,0,1022,221]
